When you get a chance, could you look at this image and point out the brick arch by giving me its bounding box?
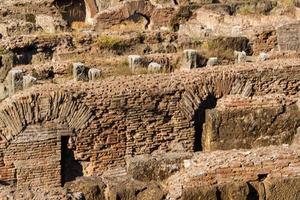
[0,91,94,147]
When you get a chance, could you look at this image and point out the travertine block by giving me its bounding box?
[7,69,23,95]
[23,75,37,89]
[148,62,161,72]
[88,68,101,81]
[73,62,88,81]
[206,57,218,66]
[182,49,198,70]
[234,51,247,63]
[128,55,143,71]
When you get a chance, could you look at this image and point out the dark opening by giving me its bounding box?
[61,136,83,185]
[257,173,268,182]
[55,0,86,25]
[193,94,217,151]
[127,12,151,29]
[246,182,259,200]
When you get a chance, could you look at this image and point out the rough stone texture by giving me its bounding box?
[148,62,162,72]
[202,95,300,151]
[179,7,300,39]
[7,69,23,96]
[35,14,56,33]
[0,59,298,188]
[181,49,198,70]
[128,55,143,71]
[166,145,300,199]
[0,52,14,82]
[73,62,89,81]
[206,57,218,66]
[277,22,300,52]
[65,177,106,200]
[88,68,101,81]
[264,177,300,200]
[126,153,192,181]
[23,75,37,89]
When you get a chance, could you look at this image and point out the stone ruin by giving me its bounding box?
[0,0,299,199]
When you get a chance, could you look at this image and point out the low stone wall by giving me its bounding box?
[202,95,300,151]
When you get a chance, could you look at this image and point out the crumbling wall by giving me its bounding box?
[167,145,300,200]
[0,60,299,187]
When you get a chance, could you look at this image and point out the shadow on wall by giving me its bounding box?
[193,94,217,152]
[61,136,83,185]
[54,0,86,25]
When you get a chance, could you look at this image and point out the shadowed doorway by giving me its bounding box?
[61,136,83,185]
[193,95,217,152]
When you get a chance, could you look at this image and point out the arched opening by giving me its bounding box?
[193,95,217,151]
[61,135,83,185]
[115,12,151,31]
[55,0,86,25]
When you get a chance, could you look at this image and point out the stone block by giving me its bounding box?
[73,62,88,81]
[202,97,300,151]
[181,49,198,70]
[206,57,218,66]
[264,177,300,200]
[234,51,247,63]
[35,15,56,33]
[88,68,101,81]
[128,55,143,71]
[23,75,37,89]
[7,69,23,95]
[0,52,14,82]
[258,52,268,62]
[148,62,162,72]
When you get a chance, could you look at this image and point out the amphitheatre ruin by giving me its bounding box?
[0,0,299,199]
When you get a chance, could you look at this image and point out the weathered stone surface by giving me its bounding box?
[166,145,300,199]
[202,95,300,151]
[277,22,300,52]
[7,69,23,96]
[234,50,247,63]
[148,62,162,72]
[35,15,56,33]
[126,153,192,181]
[181,186,218,200]
[88,68,101,81]
[206,57,218,66]
[23,75,37,89]
[181,49,198,70]
[258,52,269,61]
[128,55,143,71]
[65,177,106,200]
[0,52,14,82]
[73,62,88,81]
[264,177,300,200]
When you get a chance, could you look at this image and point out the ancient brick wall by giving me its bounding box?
[0,60,299,186]
[0,122,73,187]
